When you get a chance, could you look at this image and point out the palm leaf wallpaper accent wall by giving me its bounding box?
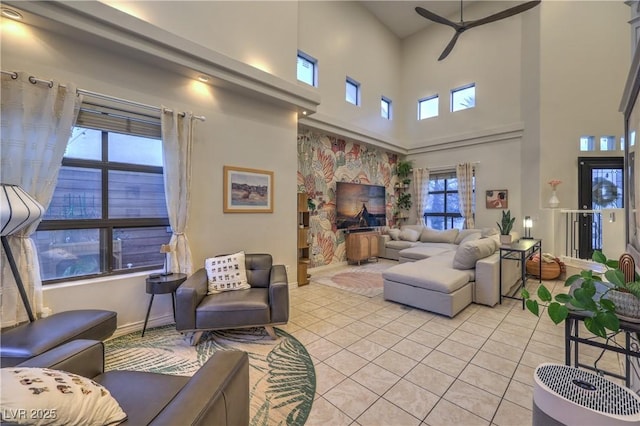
[297,129,399,268]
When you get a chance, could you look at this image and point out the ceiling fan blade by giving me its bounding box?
[465,0,541,30]
[438,31,461,61]
[415,6,460,29]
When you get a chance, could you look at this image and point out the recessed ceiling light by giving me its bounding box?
[1,8,23,20]
[302,111,308,116]
[197,75,210,83]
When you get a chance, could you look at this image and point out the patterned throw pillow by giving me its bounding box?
[0,367,127,426]
[205,251,250,294]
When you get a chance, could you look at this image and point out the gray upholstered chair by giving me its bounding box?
[175,253,289,345]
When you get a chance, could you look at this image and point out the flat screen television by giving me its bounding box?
[335,182,386,230]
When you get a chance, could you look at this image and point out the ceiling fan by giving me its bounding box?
[415,0,541,61]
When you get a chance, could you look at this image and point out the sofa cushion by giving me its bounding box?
[460,232,482,245]
[453,238,499,270]
[401,224,424,234]
[383,259,470,293]
[420,228,459,244]
[481,227,499,237]
[399,228,420,242]
[385,240,418,250]
[454,229,482,244]
[388,229,401,240]
[1,367,127,426]
[205,251,250,294]
[398,246,454,261]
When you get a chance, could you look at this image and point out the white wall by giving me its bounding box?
[1,15,298,330]
[408,139,523,232]
[401,1,523,147]
[535,1,629,254]
[100,0,298,81]
[297,1,402,142]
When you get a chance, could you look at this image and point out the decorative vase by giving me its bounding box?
[548,189,560,208]
[500,234,512,245]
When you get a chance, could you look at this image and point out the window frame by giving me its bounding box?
[346,77,361,106]
[423,172,474,230]
[381,96,392,120]
[451,83,476,112]
[37,127,169,284]
[418,95,439,120]
[297,50,318,87]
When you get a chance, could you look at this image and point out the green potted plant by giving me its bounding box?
[497,210,515,245]
[522,250,640,338]
[396,160,412,187]
[397,192,412,211]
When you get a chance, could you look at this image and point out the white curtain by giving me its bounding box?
[161,107,194,275]
[0,72,81,326]
[456,163,475,229]
[413,168,430,227]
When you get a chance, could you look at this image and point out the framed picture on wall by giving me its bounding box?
[486,189,508,209]
[223,166,274,213]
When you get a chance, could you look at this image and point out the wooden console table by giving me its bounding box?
[346,231,379,265]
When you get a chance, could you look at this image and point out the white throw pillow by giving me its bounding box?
[481,227,499,237]
[0,367,127,426]
[460,232,482,245]
[205,251,250,294]
[399,228,420,242]
[454,229,481,244]
[388,229,401,241]
[453,238,499,270]
[420,227,459,244]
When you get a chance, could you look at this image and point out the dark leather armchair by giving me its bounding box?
[175,253,289,345]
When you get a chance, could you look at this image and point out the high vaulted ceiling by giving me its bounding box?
[359,1,524,39]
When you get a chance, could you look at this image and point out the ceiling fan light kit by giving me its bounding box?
[416,0,542,61]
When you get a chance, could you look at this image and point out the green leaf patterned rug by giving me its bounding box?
[104,325,315,425]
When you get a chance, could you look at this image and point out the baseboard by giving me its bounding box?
[109,314,175,339]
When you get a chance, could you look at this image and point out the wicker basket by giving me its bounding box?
[526,259,561,280]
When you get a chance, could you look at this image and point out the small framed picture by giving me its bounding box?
[486,189,508,209]
[223,166,274,213]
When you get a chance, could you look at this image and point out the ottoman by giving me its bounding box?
[382,259,472,317]
[0,309,117,367]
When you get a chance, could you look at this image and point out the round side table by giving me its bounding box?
[143,273,187,337]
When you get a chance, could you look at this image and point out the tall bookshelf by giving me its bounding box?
[297,193,310,286]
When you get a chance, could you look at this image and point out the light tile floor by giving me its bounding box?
[280,270,625,426]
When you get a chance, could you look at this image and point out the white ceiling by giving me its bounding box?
[358,1,524,39]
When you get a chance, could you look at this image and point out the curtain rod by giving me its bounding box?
[1,70,206,122]
[414,161,480,173]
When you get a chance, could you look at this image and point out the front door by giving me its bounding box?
[578,157,624,259]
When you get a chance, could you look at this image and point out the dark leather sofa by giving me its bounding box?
[12,339,250,425]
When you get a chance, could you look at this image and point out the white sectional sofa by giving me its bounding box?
[379,225,521,317]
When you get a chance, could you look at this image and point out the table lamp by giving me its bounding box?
[523,216,533,239]
[160,243,173,276]
[1,183,44,322]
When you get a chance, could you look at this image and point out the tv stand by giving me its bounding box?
[346,230,379,265]
[346,228,374,234]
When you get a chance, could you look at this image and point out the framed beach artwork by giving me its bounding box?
[485,189,508,209]
[223,166,274,213]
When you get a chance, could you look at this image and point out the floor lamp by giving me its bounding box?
[0,183,44,322]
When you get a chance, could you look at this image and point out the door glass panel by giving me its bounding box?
[592,168,623,208]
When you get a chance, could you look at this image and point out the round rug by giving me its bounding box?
[104,325,315,425]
